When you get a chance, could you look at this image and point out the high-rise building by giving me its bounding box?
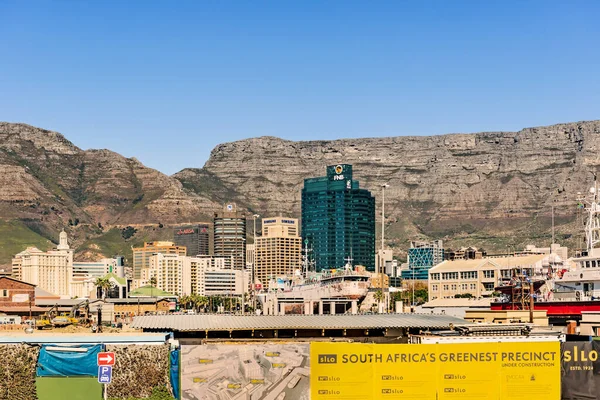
[214,203,247,269]
[255,217,302,286]
[132,241,186,281]
[401,240,444,280]
[173,224,211,256]
[302,164,376,271]
[13,230,74,297]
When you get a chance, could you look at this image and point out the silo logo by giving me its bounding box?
[318,354,338,364]
[335,165,343,174]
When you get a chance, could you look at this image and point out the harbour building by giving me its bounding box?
[173,224,211,256]
[301,164,375,271]
[214,203,247,270]
[401,240,444,280]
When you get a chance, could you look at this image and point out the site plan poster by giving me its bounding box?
[311,342,560,400]
[181,343,310,400]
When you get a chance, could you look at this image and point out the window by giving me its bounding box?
[482,270,495,279]
[0,289,8,297]
[470,283,476,290]
[430,273,440,281]
[443,285,449,290]
[483,282,495,291]
[460,271,477,280]
[432,284,438,291]
[451,284,457,291]
[461,283,468,290]
[442,272,458,280]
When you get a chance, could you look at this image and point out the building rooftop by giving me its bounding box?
[105,298,170,304]
[129,285,174,297]
[429,254,550,273]
[130,313,466,332]
[0,332,170,345]
[105,272,126,286]
[422,298,492,308]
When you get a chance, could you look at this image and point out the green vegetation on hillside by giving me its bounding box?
[76,226,173,264]
[0,220,54,267]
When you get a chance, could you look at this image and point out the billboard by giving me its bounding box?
[181,343,310,400]
[311,342,560,400]
[561,341,600,399]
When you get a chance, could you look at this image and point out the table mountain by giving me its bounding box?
[1,120,599,266]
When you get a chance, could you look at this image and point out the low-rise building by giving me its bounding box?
[0,276,44,317]
[428,254,563,300]
[106,298,172,320]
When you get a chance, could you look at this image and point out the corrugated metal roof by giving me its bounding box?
[130,314,466,332]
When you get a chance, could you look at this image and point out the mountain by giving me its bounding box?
[0,120,599,267]
[0,122,220,265]
[176,120,600,255]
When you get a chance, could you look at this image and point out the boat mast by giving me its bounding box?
[579,176,600,254]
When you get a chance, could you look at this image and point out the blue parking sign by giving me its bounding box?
[98,366,112,384]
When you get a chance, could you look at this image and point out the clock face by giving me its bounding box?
[335,165,343,174]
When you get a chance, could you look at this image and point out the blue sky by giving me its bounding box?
[1,1,599,175]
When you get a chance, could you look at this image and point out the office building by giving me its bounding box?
[255,217,302,286]
[428,253,564,300]
[173,224,211,256]
[13,230,74,297]
[301,164,375,271]
[132,241,186,281]
[214,203,247,269]
[401,240,445,280]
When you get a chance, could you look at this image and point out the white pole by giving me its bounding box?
[381,185,385,251]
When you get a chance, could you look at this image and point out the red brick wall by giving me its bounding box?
[0,277,35,307]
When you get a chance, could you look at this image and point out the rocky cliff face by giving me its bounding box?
[0,120,598,266]
[178,120,600,252]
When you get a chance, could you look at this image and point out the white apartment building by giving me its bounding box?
[428,253,563,301]
[14,230,74,297]
[141,254,245,297]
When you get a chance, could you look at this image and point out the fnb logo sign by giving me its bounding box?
[318,354,338,364]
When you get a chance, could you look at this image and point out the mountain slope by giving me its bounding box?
[0,123,219,265]
[176,120,600,254]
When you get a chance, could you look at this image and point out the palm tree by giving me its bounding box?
[178,295,191,311]
[94,277,113,299]
[194,295,208,313]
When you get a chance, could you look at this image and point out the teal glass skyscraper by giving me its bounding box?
[301,164,375,271]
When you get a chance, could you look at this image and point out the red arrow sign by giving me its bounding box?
[97,352,115,366]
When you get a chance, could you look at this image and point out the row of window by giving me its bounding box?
[431,270,496,280]
[431,282,496,292]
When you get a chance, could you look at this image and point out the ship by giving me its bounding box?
[491,180,600,324]
[269,265,371,301]
[259,252,371,314]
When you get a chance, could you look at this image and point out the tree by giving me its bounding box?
[121,226,137,240]
[178,295,192,311]
[191,295,208,313]
[374,290,385,303]
[95,277,113,299]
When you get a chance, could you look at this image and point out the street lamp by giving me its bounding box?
[380,184,389,313]
[252,214,260,310]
